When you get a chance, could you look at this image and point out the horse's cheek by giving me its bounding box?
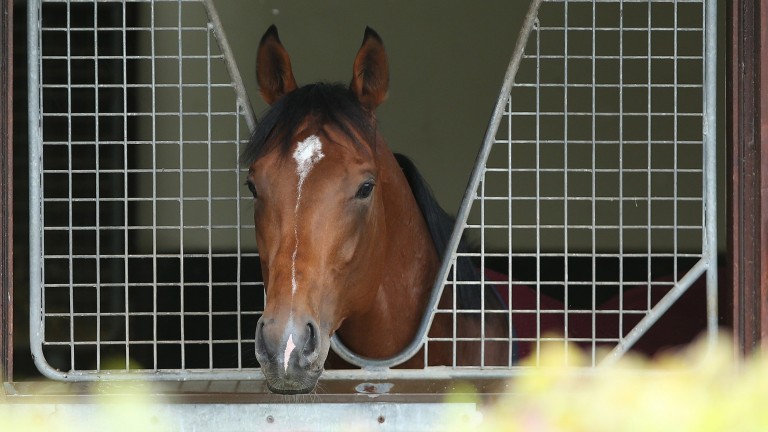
[331,218,379,308]
[335,204,374,266]
[335,231,359,268]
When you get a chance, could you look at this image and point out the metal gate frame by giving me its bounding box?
[26,0,719,382]
[26,0,264,381]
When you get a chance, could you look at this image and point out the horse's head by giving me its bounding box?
[244,26,392,394]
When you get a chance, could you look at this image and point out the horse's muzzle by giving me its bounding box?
[254,316,326,394]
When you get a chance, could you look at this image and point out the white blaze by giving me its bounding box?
[283,135,325,372]
[290,135,324,296]
[294,135,325,188]
[284,136,323,370]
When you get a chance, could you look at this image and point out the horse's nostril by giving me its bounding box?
[304,322,318,355]
[255,320,268,356]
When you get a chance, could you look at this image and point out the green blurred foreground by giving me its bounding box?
[2,334,766,431]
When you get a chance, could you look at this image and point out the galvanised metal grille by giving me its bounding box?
[28,0,718,381]
[28,0,262,380]
[423,0,718,369]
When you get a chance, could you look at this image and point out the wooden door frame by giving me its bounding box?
[1,0,13,382]
[727,0,768,355]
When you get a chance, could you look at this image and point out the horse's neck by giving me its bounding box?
[337,149,440,359]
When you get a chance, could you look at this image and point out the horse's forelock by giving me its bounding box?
[240,83,377,167]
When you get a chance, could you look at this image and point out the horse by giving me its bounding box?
[242,25,510,395]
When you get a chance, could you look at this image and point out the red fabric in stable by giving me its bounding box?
[485,268,722,360]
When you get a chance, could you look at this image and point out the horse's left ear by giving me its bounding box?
[350,27,389,111]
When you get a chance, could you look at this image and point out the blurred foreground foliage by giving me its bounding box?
[2,335,766,431]
[475,334,768,431]
[0,383,168,432]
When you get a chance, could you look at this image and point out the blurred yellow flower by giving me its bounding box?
[477,334,768,432]
[0,382,168,432]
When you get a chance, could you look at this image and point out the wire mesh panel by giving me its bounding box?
[28,0,718,381]
[28,0,262,380]
[429,0,718,368]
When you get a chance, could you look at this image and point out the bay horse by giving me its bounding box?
[242,25,510,394]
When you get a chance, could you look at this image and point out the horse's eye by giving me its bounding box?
[355,181,375,200]
[245,180,258,198]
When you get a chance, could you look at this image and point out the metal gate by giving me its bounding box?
[425,0,719,368]
[28,0,718,381]
[28,0,261,380]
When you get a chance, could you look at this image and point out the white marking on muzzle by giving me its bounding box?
[283,334,296,373]
[290,135,324,296]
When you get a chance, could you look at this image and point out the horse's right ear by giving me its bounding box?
[256,25,298,105]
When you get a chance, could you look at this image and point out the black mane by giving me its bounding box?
[394,154,485,311]
[240,83,376,166]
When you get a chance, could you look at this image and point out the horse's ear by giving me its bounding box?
[350,27,389,111]
[256,25,298,105]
